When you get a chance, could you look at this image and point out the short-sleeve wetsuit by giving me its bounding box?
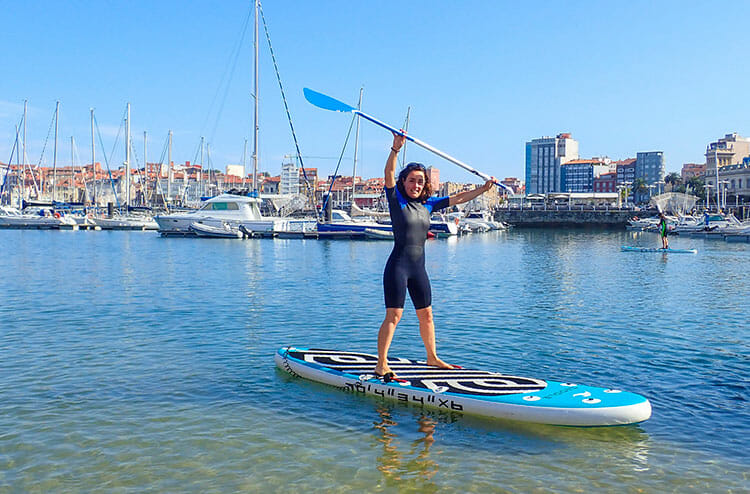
[383,185,450,309]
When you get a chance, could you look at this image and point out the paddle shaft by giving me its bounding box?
[357,110,512,192]
[303,88,509,192]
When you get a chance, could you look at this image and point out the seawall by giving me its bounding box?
[494,208,634,228]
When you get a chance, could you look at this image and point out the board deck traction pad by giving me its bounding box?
[276,347,652,426]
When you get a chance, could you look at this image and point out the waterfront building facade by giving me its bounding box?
[426,166,440,192]
[635,151,665,202]
[705,160,750,208]
[614,158,636,204]
[705,133,750,169]
[280,161,299,195]
[501,177,522,194]
[594,171,617,193]
[560,158,610,193]
[525,133,579,194]
[681,163,706,181]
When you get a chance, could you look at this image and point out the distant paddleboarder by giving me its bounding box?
[658,212,669,249]
[375,132,496,382]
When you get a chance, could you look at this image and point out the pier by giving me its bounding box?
[494,207,634,228]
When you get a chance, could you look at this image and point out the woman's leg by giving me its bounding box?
[376,308,403,375]
[416,306,453,369]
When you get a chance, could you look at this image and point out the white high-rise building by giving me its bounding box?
[280,160,299,195]
[525,133,579,194]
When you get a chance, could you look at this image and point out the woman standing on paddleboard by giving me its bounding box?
[658,212,669,249]
[375,132,496,382]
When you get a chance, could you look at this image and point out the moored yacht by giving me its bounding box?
[155,193,289,236]
[317,209,391,237]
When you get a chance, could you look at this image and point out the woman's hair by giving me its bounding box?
[397,162,433,202]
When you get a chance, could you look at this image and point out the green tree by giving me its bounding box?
[685,176,705,201]
[664,172,682,192]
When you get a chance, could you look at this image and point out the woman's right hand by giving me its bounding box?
[392,131,406,152]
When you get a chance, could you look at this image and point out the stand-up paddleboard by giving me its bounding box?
[275,347,651,427]
[621,246,697,254]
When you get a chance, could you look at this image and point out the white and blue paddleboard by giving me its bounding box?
[621,246,697,254]
[275,347,651,427]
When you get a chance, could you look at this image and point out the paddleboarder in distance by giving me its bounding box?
[375,132,496,382]
[658,212,669,250]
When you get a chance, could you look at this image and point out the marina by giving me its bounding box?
[3,1,750,491]
[0,228,746,491]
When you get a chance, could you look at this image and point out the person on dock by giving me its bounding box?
[658,212,669,249]
[375,132,496,382]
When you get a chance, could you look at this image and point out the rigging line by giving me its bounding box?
[0,126,20,200]
[71,138,90,198]
[150,134,171,213]
[208,10,252,144]
[93,115,121,209]
[321,112,357,215]
[35,106,57,169]
[15,109,41,196]
[258,2,315,209]
[201,8,253,141]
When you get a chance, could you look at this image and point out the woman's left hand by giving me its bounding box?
[483,177,497,192]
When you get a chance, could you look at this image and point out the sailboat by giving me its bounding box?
[155,0,306,237]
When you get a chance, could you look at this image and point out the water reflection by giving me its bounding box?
[373,407,439,489]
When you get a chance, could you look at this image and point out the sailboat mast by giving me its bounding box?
[125,103,131,208]
[22,101,27,205]
[401,106,411,167]
[15,125,21,209]
[207,143,212,196]
[252,0,259,194]
[52,101,59,203]
[91,108,96,206]
[200,136,205,198]
[167,130,173,202]
[242,138,248,188]
[70,136,75,202]
[352,87,363,209]
[143,131,148,206]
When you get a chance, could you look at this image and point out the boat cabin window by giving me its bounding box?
[200,202,239,211]
[331,210,352,221]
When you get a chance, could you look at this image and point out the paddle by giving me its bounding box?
[303,88,512,193]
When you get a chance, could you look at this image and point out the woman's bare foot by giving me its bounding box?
[426,357,458,370]
[374,365,395,378]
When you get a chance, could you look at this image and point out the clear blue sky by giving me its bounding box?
[2,1,749,183]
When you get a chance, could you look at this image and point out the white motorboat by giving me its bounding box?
[465,210,505,230]
[189,221,242,238]
[673,213,741,235]
[317,209,391,237]
[0,206,77,229]
[155,193,289,236]
[92,214,159,231]
[363,228,394,240]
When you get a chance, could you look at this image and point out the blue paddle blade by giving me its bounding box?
[303,88,356,113]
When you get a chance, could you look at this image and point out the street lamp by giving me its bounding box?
[655,180,665,195]
[624,181,632,208]
[705,184,713,211]
[718,180,730,211]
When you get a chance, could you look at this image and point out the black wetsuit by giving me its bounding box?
[383,185,450,309]
[659,217,668,238]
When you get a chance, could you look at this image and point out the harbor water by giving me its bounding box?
[0,229,747,492]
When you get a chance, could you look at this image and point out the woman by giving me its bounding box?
[658,212,669,249]
[375,132,496,382]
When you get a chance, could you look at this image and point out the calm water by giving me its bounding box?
[0,228,747,492]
